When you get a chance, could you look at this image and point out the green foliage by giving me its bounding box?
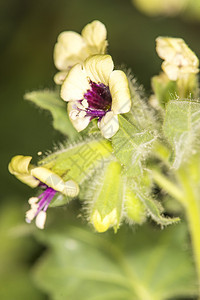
[38,138,112,183]
[25,90,78,139]
[137,192,180,226]
[32,211,197,300]
[38,138,113,207]
[128,77,156,130]
[112,115,156,177]
[163,99,200,168]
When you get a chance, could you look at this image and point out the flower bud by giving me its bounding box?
[92,209,118,233]
[156,37,199,81]
[89,161,123,233]
[124,188,146,225]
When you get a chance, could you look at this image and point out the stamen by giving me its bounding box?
[82,99,88,108]
[76,102,85,110]
[70,110,79,120]
[26,208,37,222]
[35,211,47,229]
[26,187,56,229]
[79,111,87,118]
[28,197,38,205]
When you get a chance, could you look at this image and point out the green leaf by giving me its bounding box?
[112,115,156,177]
[32,211,197,300]
[137,192,180,226]
[128,76,156,130]
[163,100,200,168]
[39,138,112,183]
[38,138,113,207]
[25,90,78,139]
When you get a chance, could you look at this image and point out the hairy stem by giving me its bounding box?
[177,170,200,294]
[152,170,185,204]
[153,169,200,294]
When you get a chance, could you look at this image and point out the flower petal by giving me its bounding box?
[8,155,39,188]
[54,31,86,70]
[54,71,68,85]
[68,102,90,132]
[109,70,131,114]
[91,208,117,233]
[64,180,79,197]
[31,166,79,198]
[61,64,90,102]
[31,167,66,193]
[99,111,119,139]
[162,61,179,81]
[156,37,199,78]
[84,54,114,85]
[81,20,107,54]
[156,37,180,62]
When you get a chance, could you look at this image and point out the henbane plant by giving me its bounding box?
[9,20,200,296]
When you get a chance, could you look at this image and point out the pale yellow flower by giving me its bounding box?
[54,20,107,84]
[9,155,79,229]
[156,37,199,81]
[60,54,131,139]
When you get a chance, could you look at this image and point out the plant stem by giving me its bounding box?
[186,196,200,295]
[178,171,200,294]
[152,170,185,204]
[153,169,200,294]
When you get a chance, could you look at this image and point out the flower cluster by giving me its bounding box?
[9,20,199,233]
[54,20,131,139]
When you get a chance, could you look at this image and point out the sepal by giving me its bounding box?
[124,186,146,225]
[88,161,123,232]
[151,72,177,108]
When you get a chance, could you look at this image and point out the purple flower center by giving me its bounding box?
[81,81,112,119]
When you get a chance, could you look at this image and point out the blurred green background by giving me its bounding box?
[1,0,200,299]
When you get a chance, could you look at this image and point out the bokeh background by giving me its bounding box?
[1,0,200,299]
